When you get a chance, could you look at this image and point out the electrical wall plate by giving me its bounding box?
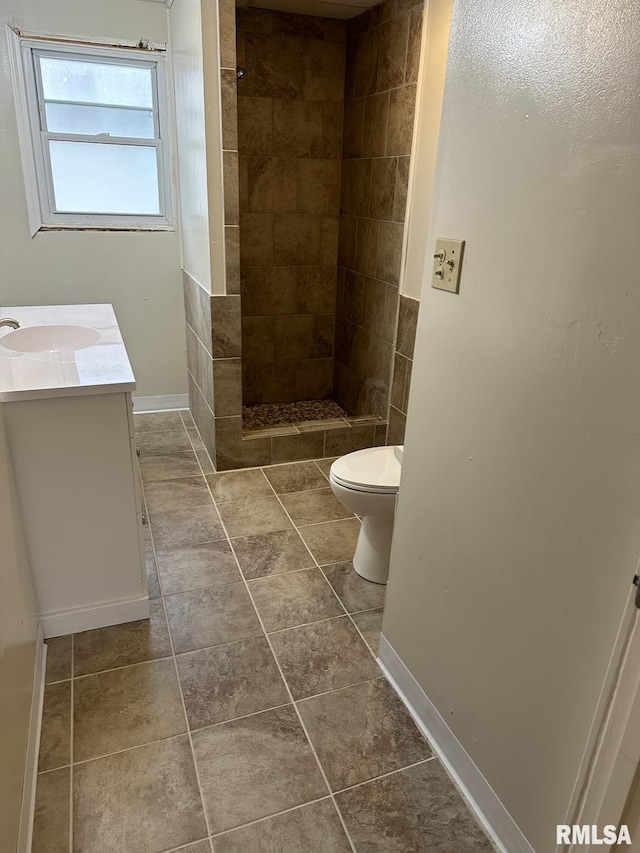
[432,238,465,293]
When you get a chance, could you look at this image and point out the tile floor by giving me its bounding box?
[32,409,494,853]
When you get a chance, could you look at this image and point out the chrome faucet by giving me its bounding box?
[0,318,20,329]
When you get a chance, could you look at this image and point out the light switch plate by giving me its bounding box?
[432,238,465,293]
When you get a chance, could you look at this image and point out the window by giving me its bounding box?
[8,31,173,232]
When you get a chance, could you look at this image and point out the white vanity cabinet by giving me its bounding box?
[0,305,148,638]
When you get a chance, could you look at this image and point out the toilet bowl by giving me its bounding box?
[329,445,403,584]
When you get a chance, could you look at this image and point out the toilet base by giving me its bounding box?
[352,515,394,584]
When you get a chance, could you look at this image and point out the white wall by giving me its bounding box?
[0,0,187,398]
[0,406,37,850]
[401,0,451,300]
[169,0,225,295]
[383,0,640,849]
[169,0,211,293]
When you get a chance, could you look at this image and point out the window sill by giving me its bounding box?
[36,223,177,234]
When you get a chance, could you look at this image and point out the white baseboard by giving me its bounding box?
[17,622,46,853]
[378,634,535,853]
[132,394,189,413]
[40,595,150,639]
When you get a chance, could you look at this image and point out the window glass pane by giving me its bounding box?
[39,57,153,109]
[48,141,160,215]
[45,102,155,138]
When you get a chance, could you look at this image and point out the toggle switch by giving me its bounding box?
[432,238,465,293]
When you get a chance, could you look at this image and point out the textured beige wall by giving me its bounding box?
[0,407,37,850]
[383,0,640,849]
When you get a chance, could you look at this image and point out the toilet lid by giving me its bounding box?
[330,446,402,493]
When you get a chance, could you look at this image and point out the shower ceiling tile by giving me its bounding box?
[237,0,374,21]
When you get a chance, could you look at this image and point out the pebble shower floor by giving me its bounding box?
[32,409,495,852]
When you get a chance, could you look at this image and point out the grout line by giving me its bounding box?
[331,756,436,797]
[162,838,211,853]
[154,534,229,555]
[36,764,72,776]
[262,475,379,660]
[70,733,193,769]
[141,454,217,843]
[295,516,360,531]
[293,674,385,706]
[212,476,359,853]
[72,655,175,681]
[265,612,354,637]
[255,474,369,851]
[187,701,293,735]
[208,794,333,840]
[244,562,323,583]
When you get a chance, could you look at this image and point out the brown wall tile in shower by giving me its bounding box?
[388,294,419,444]
[334,0,424,425]
[238,9,346,407]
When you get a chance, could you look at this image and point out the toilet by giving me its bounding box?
[329,445,403,584]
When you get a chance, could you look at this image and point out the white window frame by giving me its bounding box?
[7,28,174,234]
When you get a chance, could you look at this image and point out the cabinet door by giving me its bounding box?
[4,392,147,618]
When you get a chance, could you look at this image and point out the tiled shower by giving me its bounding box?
[184,0,423,469]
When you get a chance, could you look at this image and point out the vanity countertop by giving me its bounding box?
[0,304,135,402]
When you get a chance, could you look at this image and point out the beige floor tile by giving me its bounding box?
[149,504,225,551]
[139,451,201,482]
[137,428,192,456]
[74,659,186,762]
[134,411,185,433]
[156,541,241,595]
[73,736,207,853]
[218,495,293,538]
[314,457,338,478]
[206,468,272,502]
[232,529,315,579]
[323,561,386,612]
[352,608,384,655]
[214,799,351,853]
[177,636,288,729]
[38,681,71,772]
[145,546,162,600]
[298,518,361,565]
[298,678,431,790]
[280,488,354,526]
[180,409,196,429]
[165,583,262,653]
[248,568,343,631]
[263,461,328,494]
[144,477,212,513]
[188,432,215,474]
[45,635,72,683]
[269,616,379,700]
[32,768,70,853]
[335,760,494,852]
[192,705,326,834]
[73,600,171,676]
[174,841,212,853]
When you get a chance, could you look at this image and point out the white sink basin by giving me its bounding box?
[0,324,101,354]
